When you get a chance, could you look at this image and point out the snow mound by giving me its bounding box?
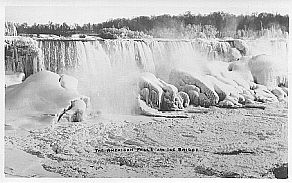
[5,71,86,128]
[59,74,78,90]
[248,54,288,88]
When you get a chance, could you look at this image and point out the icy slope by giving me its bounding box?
[5,71,83,128]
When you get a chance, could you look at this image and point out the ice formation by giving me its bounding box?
[5,71,90,127]
[138,72,181,111]
[4,36,288,120]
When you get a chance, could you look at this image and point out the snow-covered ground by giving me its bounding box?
[5,101,287,178]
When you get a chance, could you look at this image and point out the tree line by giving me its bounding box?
[14,12,289,38]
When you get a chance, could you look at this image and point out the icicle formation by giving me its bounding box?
[5,36,44,77]
[37,38,249,77]
[12,38,249,81]
[39,40,79,73]
[5,22,17,36]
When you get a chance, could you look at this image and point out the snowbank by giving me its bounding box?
[5,71,88,128]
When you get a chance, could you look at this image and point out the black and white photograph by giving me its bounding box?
[2,0,291,180]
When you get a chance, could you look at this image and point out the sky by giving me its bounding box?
[4,0,291,25]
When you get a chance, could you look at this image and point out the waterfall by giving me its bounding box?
[38,39,214,113]
[40,40,79,73]
[34,38,288,114]
[68,41,141,114]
